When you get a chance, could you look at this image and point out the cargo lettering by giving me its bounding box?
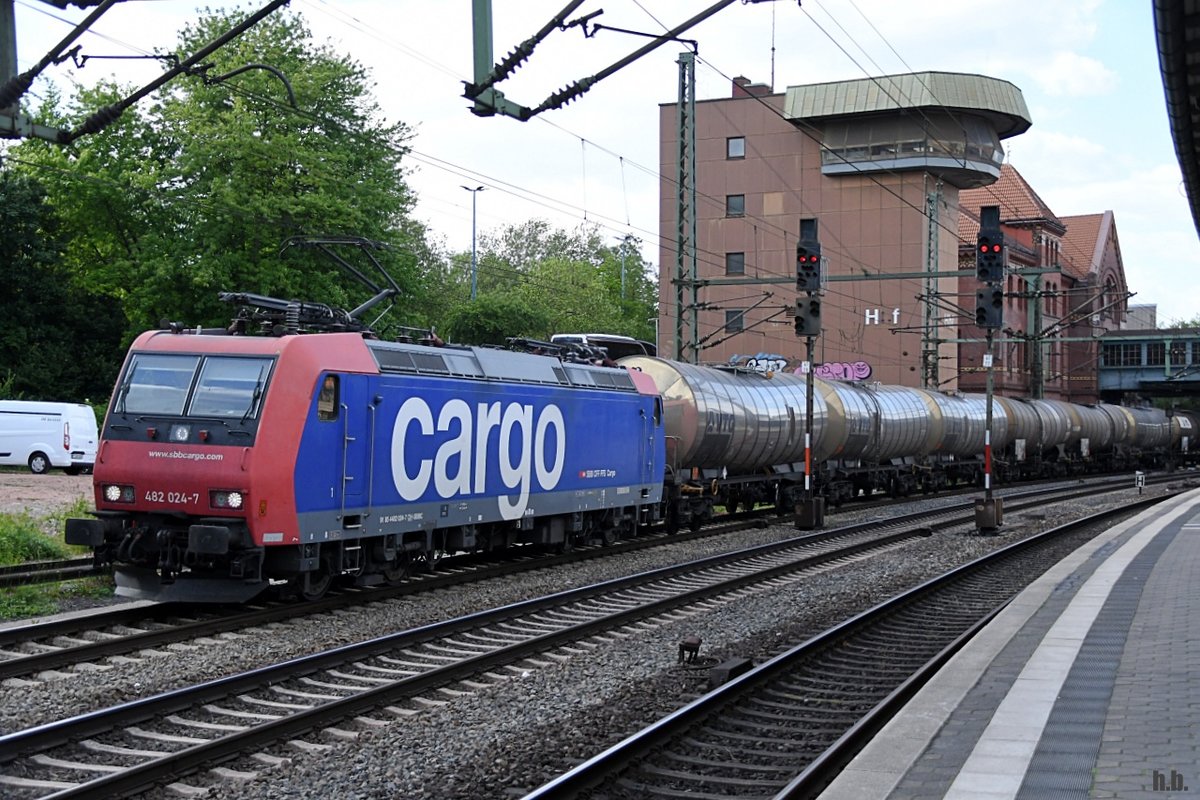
[391,397,566,520]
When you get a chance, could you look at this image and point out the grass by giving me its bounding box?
[0,498,115,620]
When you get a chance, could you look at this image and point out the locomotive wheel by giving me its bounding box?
[298,556,335,601]
[381,559,409,586]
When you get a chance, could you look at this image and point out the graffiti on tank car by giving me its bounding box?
[705,410,735,435]
[390,397,566,521]
[803,361,873,381]
[729,353,789,374]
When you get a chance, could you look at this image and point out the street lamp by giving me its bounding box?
[462,185,485,300]
[615,234,637,301]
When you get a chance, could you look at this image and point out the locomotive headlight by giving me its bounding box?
[103,484,135,503]
[210,490,245,510]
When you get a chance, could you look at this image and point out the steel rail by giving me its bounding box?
[0,475,1164,682]
[521,493,1171,799]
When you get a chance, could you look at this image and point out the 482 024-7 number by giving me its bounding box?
[144,490,200,505]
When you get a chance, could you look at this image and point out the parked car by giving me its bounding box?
[0,400,99,474]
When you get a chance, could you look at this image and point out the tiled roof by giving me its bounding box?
[1059,212,1110,281]
[958,163,1063,229]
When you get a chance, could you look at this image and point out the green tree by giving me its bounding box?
[10,8,430,342]
[0,169,124,401]
[443,294,551,345]
[457,221,657,343]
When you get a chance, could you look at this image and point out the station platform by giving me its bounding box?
[817,486,1200,800]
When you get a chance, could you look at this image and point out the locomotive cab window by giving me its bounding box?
[189,357,274,419]
[116,353,275,420]
[318,375,339,421]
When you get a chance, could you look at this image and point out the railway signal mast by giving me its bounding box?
[795,219,824,530]
[975,206,1005,532]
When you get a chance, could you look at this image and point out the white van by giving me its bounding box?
[0,401,99,474]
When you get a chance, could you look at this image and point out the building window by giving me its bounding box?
[726,194,745,217]
[1170,342,1186,366]
[725,252,745,275]
[1103,343,1140,367]
[1146,342,1165,366]
[725,309,745,333]
[726,136,745,159]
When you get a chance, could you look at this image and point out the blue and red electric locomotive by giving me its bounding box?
[67,328,666,602]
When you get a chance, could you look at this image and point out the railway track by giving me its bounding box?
[0,513,944,797]
[0,558,104,589]
[0,475,1167,685]
[520,493,1171,800]
[0,471,1148,592]
[0,479,1175,798]
[0,476,1145,684]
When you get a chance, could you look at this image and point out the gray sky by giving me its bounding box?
[12,0,1198,325]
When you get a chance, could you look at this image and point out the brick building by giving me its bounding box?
[655,70,1132,400]
[957,166,1129,402]
[657,71,1032,389]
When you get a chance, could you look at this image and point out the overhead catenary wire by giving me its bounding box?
[11,2,978,364]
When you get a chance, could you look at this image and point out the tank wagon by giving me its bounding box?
[68,331,1193,604]
[620,357,1194,531]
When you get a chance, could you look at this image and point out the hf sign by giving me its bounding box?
[864,308,901,325]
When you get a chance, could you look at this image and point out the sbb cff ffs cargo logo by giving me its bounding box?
[390,397,566,520]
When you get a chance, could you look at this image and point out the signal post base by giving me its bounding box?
[975,496,1004,532]
[795,497,826,530]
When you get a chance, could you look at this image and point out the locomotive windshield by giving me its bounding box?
[118,353,275,420]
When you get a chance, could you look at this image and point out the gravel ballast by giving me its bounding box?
[2,480,1191,799]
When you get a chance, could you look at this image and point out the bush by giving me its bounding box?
[0,511,70,565]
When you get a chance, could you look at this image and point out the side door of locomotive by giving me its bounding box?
[318,373,371,528]
[641,397,663,488]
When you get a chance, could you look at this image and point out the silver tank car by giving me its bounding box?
[622,358,1009,473]
[1033,399,1077,451]
[1073,404,1115,456]
[620,357,836,471]
[821,383,931,462]
[824,384,1004,461]
[1172,412,1197,452]
[925,392,1007,457]
[1097,404,1134,450]
[994,397,1041,460]
[1126,406,1172,450]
